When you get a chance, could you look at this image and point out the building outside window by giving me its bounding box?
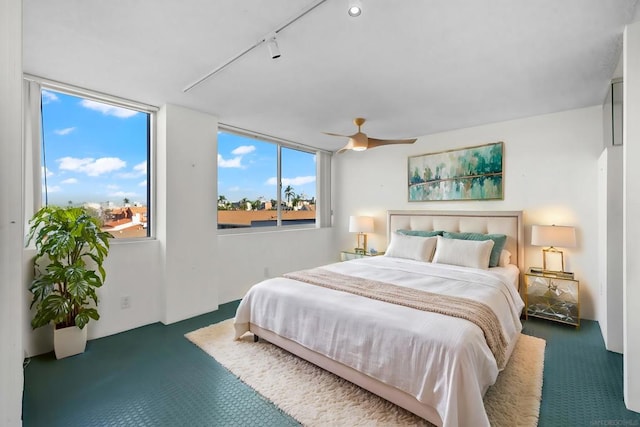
[217,130,318,230]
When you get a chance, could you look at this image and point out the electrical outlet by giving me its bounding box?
[120,296,131,309]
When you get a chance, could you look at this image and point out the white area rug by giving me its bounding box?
[186,319,545,427]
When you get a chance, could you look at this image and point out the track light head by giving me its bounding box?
[267,37,281,59]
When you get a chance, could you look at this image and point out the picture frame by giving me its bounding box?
[408,141,504,202]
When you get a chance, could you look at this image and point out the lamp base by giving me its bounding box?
[356,232,368,255]
[542,247,565,272]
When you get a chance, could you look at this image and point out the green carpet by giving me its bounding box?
[22,301,640,426]
[23,301,298,427]
[523,317,640,426]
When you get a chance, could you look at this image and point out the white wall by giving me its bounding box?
[597,146,624,353]
[623,20,640,413]
[333,106,603,320]
[24,240,164,356]
[0,0,24,424]
[217,228,336,304]
[156,104,219,324]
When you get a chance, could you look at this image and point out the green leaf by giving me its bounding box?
[27,205,111,330]
[75,308,99,329]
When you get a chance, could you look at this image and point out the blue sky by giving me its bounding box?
[41,89,148,207]
[217,131,316,202]
[41,89,316,207]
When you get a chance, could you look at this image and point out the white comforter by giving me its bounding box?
[234,256,524,427]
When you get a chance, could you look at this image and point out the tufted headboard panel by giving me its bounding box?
[387,210,524,272]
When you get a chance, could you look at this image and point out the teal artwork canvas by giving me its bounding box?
[408,141,504,201]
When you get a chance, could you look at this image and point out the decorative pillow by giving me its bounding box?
[432,236,494,270]
[498,249,512,267]
[442,232,507,268]
[384,233,437,262]
[396,229,444,238]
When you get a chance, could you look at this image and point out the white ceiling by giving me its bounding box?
[23,0,638,152]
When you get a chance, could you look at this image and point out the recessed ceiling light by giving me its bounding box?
[348,0,362,17]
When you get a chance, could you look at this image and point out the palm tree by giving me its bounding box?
[218,195,228,210]
[251,199,263,211]
[123,197,130,205]
[284,185,294,209]
[238,197,250,211]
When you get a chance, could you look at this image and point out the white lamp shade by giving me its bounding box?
[349,216,374,233]
[531,225,576,248]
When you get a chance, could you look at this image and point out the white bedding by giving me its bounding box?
[234,256,524,427]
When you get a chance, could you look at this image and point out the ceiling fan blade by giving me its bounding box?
[323,131,353,138]
[366,138,417,149]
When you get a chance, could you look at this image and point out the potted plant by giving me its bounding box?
[27,206,113,359]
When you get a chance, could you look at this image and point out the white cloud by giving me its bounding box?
[44,185,62,193]
[133,161,146,174]
[80,99,139,118]
[138,180,147,187]
[232,145,256,155]
[85,158,126,175]
[106,184,120,190]
[118,160,147,178]
[61,178,78,184]
[42,166,54,177]
[228,186,240,192]
[285,176,316,186]
[218,154,243,168]
[57,156,126,176]
[266,176,316,186]
[41,90,59,104]
[54,127,76,136]
[58,157,93,171]
[109,191,137,198]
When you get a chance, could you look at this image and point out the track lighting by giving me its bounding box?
[348,0,362,17]
[183,0,328,92]
[267,37,281,59]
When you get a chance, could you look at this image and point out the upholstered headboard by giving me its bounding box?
[387,210,524,273]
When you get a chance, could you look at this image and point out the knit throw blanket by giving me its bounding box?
[283,267,508,369]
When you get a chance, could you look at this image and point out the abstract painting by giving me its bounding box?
[408,141,504,201]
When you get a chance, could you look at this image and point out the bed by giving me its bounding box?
[234,210,525,426]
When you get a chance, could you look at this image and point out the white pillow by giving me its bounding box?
[498,249,512,267]
[384,233,437,262]
[432,236,494,270]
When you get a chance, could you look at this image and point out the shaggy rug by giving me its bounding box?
[186,319,545,427]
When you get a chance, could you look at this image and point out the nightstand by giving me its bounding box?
[340,251,384,261]
[524,268,580,327]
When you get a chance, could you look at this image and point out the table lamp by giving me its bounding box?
[349,216,374,254]
[531,224,576,272]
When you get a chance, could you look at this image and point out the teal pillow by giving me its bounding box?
[397,229,444,238]
[442,232,507,268]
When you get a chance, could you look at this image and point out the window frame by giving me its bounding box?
[26,75,157,241]
[217,125,328,234]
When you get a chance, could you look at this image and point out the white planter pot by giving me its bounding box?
[53,325,88,359]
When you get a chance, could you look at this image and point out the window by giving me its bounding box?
[217,130,318,229]
[39,88,152,239]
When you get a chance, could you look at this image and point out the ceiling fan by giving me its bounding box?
[325,118,417,153]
